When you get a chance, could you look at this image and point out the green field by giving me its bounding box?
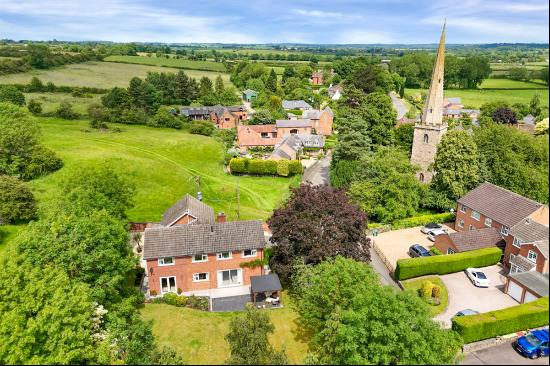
[0,61,231,88]
[140,298,309,364]
[104,55,227,72]
[28,118,297,222]
[407,79,549,108]
[25,92,102,114]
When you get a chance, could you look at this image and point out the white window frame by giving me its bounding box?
[217,269,243,288]
[160,276,177,294]
[458,219,464,228]
[447,248,455,254]
[158,257,175,266]
[471,210,481,221]
[509,264,520,274]
[484,218,492,227]
[216,251,233,260]
[192,254,208,263]
[527,250,537,263]
[512,237,522,248]
[192,272,209,282]
[242,249,257,258]
[460,204,466,213]
[501,226,509,236]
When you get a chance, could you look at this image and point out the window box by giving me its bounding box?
[217,252,232,260]
[192,254,208,263]
[158,257,175,266]
[242,249,257,258]
[193,272,209,282]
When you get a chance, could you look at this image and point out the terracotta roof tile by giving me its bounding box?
[448,227,505,252]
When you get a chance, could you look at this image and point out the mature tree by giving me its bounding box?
[282,66,297,82]
[0,175,36,223]
[349,147,423,223]
[538,66,549,85]
[27,99,42,115]
[529,94,542,117]
[492,107,518,125]
[432,130,483,200]
[225,306,288,365]
[282,76,302,95]
[215,75,225,93]
[0,85,25,106]
[332,116,371,162]
[292,257,462,365]
[394,123,414,155]
[348,64,390,94]
[199,76,213,97]
[148,106,182,129]
[101,87,130,110]
[508,67,530,81]
[268,185,370,283]
[474,123,549,203]
[458,56,491,88]
[249,109,274,125]
[88,103,107,129]
[0,103,62,180]
[265,68,278,93]
[329,159,360,189]
[362,92,397,145]
[246,78,265,92]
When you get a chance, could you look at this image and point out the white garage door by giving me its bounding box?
[524,291,538,303]
[507,281,523,302]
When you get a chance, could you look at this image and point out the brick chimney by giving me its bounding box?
[216,212,226,223]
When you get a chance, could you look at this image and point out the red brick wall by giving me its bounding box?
[454,202,508,235]
[277,126,312,137]
[147,249,264,295]
[434,234,458,254]
[171,214,194,226]
[312,111,333,136]
[504,239,548,273]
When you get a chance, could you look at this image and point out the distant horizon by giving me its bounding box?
[1,0,548,44]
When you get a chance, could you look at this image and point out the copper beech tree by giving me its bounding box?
[268,184,371,283]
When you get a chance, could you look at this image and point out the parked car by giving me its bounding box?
[421,222,445,234]
[454,309,480,317]
[409,244,432,258]
[426,228,446,242]
[465,268,490,287]
[514,328,549,359]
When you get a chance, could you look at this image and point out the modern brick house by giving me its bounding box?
[302,107,334,135]
[434,227,505,254]
[142,195,265,297]
[504,217,549,274]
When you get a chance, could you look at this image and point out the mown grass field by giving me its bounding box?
[25,92,103,114]
[104,55,227,72]
[140,296,309,364]
[0,61,231,88]
[29,118,297,222]
[407,79,549,108]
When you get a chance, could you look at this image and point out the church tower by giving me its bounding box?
[410,22,448,183]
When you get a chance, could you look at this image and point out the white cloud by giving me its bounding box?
[336,30,394,44]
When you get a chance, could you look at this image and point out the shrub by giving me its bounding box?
[56,100,79,119]
[189,120,215,136]
[117,108,148,125]
[148,106,182,129]
[163,293,179,306]
[0,85,25,106]
[20,145,63,180]
[288,160,303,175]
[430,247,443,255]
[229,158,249,173]
[395,247,502,280]
[264,160,278,175]
[248,159,266,174]
[0,175,37,223]
[420,280,434,299]
[27,99,42,115]
[432,285,441,298]
[276,160,289,177]
[391,212,455,230]
[186,295,209,311]
[452,297,549,344]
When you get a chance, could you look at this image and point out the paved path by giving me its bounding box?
[302,153,331,186]
[389,91,407,120]
[369,247,400,289]
[461,339,547,365]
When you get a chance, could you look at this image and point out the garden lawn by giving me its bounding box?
[30,118,298,222]
[402,276,449,316]
[139,297,309,364]
[0,61,231,88]
[104,55,227,72]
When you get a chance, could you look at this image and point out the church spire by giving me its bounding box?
[421,21,446,126]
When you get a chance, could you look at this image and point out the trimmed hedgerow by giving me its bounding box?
[391,212,456,229]
[288,160,304,175]
[276,160,289,177]
[229,158,301,177]
[394,247,502,280]
[452,297,549,344]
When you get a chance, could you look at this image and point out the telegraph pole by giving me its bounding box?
[235,176,240,220]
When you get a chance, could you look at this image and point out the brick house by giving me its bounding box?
[302,107,334,135]
[180,105,248,129]
[311,71,323,85]
[504,217,549,274]
[236,124,279,148]
[434,227,505,254]
[443,97,464,110]
[275,119,312,136]
[142,194,265,297]
[504,271,549,303]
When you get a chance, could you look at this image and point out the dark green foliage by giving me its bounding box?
[56,100,80,119]
[0,85,25,106]
[87,102,108,129]
[116,107,149,125]
[288,160,303,175]
[229,157,248,173]
[249,109,274,125]
[452,297,549,344]
[329,159,359,188]
[28,76,45,92]
[229,158,299,177]
[189,120,215,136]
[152,293,209,311]
[101,86,131,109]
[390,212,455,230]
[292,257,462,364]
[0,175,36,223]
[213,128,236,149]
[265,68,278,92]
[394,247,502,280]
[348,63,392,94]
[268,185,370,283]
[394,123,414,155]
[27,99,42,115]
[225,305,288,365]
[148,106,182,129]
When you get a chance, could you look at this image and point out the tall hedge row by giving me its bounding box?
[229,158,302,177]
[391,212,456,229]
[394,247,502,280]
[452,297,549,344]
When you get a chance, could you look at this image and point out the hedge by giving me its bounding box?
[391,212,456,229]
[229,157,301,177]
[452,297,549,344]
[394,247,502,280]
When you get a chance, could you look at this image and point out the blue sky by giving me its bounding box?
[0,0,548,44]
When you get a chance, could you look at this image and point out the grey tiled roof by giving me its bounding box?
[510,255,536,272]
[510,218,549,246]
[143,220,265,259]
[458,182,542,228]
[282,100,312,110]
[448,227,505,252]
[534,239,549,258]
[251,274,282,293]
[509,271,549,297]
[180,105,243,117]
[160,194,215,226]
[276,119,312,128]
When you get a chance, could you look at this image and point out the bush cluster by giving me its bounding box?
[151,292,209,311]
[391,212,456,230]
[189,120,215,136]
[420,280,434,299]
[394,247,502,280]
[452,297,549,344]
[229,157,302,177]
[4,79,108,94]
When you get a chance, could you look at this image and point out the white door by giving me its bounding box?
[507,281,524,302]
[524,291,538,303]
[217,269,243,288]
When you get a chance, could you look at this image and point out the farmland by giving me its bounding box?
[104,55,227,72]
[25,92,102,114]
[0,61,231,88]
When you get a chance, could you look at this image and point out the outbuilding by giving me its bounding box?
[505,271,549,304]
